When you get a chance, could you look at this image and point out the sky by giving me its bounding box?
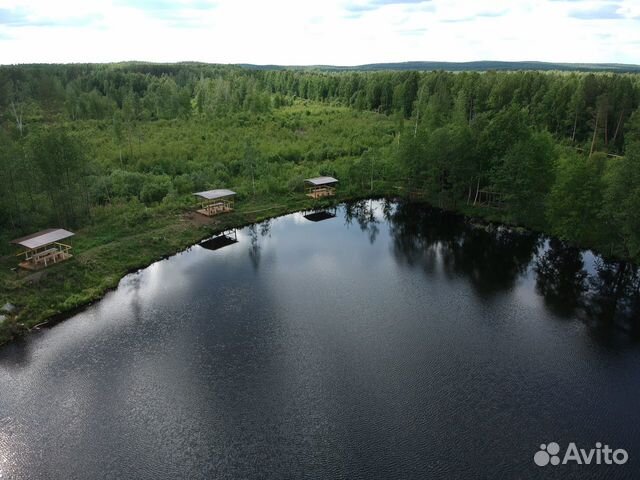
[0,0,638,65]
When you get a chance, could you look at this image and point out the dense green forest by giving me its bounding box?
[1,63,640,263]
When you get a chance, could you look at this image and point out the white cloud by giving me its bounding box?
[0,0,638,64]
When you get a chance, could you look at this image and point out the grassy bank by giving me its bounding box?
[0,187,396,344]
[0,101,402,344]
[3,184,638,346]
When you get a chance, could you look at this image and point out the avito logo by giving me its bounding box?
[534,442,628,466]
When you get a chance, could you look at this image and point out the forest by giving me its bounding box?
[1,63,640,333]
[2,63,639,259]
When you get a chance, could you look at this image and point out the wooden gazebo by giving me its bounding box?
[11,228,75,270]
[305,176,338,199]
[193,189,236,216]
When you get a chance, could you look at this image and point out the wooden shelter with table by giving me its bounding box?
[193,189,236,217]
[305,177,338,199]
[11,228,75,270]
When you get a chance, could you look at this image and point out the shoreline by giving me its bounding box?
[20,203,327,337]
[1,189,636,347]
[0,192,378,345]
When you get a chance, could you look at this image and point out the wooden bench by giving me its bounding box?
[30,247,58,262]
[199,200,234,216]
[307,187,335,199]
[27,245,71,267]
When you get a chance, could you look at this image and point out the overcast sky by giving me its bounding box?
[0,0,638,65]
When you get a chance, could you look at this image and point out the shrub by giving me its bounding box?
[140,175,172,205]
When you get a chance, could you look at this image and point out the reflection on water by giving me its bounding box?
[585,260,640,336]
[0,200,639,480]
[199,230,238,251]
[535,239,588,315]
[345,199,391,245]
[387,202,640,339]
[303,208,337,222]
[389,203,541,296]
[247,221,271,270]
[535,238,640,338]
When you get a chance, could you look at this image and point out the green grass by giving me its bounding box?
[0,185,398,344]
[0,101,407,344]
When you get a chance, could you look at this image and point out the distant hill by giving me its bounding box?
[238,61,640,73]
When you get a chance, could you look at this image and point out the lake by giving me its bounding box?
[0,200,639,479]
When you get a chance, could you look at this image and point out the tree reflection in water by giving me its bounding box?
[585,260,640,337]
[535,239,640,338]
[534,238,588,316]
[247,219,272,271]
[344,199,383,245]
[389,202,540,295]
[389,201,640,339]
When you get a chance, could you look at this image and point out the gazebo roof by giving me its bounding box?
[11,229,75,250]
[305,176,339,186]
[193,189,236,200]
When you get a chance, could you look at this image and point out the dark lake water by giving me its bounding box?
[1,200,639,479]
